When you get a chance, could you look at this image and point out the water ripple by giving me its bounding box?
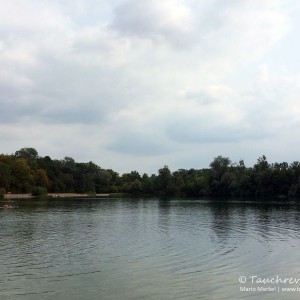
[1,198,300,299]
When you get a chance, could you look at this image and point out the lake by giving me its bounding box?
[1,197,300,300]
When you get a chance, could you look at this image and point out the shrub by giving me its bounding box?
[0,188,5,199]
[31,186,48,196]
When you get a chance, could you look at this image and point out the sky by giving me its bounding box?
[1,0,300,175]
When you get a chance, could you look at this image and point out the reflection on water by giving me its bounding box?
[1,198,300,299]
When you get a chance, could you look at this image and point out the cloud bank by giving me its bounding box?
[1,0,300,173]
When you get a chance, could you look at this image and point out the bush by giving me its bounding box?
[31,186,48,196]
[87,191,96,197]
[0,188,5,198]
[0,188,5,199]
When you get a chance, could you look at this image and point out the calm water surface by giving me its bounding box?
[1,197,300,300]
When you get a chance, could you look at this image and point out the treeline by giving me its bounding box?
[1,148,300,198]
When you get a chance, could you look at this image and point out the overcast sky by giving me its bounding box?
[1,0,300,174]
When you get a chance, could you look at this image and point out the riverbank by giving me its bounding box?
[48,193,110,198]
[2,193,110,199]
[3,194,34,199]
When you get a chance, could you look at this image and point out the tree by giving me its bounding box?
[61,157,76,173]
[254,155,269,172]
[96,169,112,192]
[15,148,39,160]
[210,156,231,180]
[0,162,11,191]
[57,172,74,192]
[141,173,154,194]
[35,169,50,189]
[11,158,33,192]
[156,165,173,195]
[128,171,141,181]
[129,179,143,194]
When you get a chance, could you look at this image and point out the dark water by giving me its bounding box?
[1,197,300,300]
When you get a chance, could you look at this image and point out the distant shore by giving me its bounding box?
[3,193,110,199]
[48,193,110,198]
[3,194,33,199]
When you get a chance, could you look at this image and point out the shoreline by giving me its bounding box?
[48,193,110,198]
[3,194,34,199]
[3,193,110,199]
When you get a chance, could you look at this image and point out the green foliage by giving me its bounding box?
[210,156,231,180]
[31,186,48,196]
[128,179,143,194]
[11,158,33,193]
[15,147,39,160]
[1,149,300,198]
[0,187,5,197]
[0,161,11,191]
[87,191,96,197]
[35,169,50,188]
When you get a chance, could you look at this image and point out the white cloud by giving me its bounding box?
[0,0,300,173]
[112,0,195,47]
